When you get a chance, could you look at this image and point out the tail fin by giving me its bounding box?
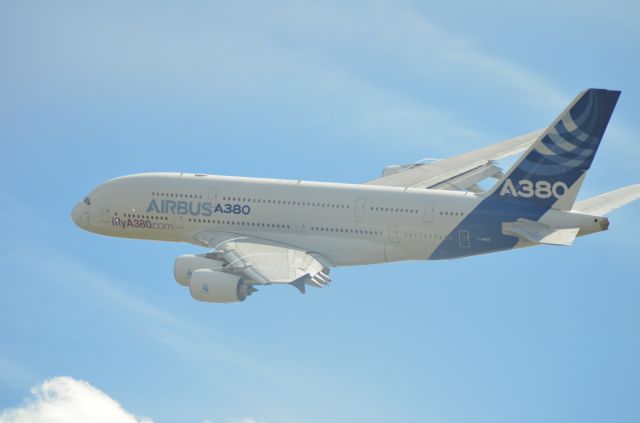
[489,89,620,210]
[573,184,640,216]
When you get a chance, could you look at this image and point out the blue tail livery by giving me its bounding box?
[72,88,639,303]
[431,89,622,259]
[490,89,620,210]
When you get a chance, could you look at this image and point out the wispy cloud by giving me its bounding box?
[1,0,571,153]
[0,377,152,423]
[0,193,305,407]
[269,1,567,108]
[3,0,636,164]
[5,233,273,385]
[0,355,37,390]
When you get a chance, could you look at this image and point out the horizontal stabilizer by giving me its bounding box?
[573,184,640,216]
[502,220,580,246]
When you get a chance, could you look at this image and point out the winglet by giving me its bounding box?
[290,275,306,294]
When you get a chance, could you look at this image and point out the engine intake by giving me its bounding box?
[174,254,225,286]
[190,269,256,303]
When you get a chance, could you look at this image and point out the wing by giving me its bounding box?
[364,129,543,191]
[194,232,331,294]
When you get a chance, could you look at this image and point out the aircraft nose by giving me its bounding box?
[71,203,83,227]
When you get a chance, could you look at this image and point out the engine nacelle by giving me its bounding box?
[174,254,225,286]
[189,269,256,303]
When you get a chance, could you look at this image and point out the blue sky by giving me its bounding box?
[1,1,639,422]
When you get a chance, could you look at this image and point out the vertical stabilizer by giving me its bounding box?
[489,89,620,210]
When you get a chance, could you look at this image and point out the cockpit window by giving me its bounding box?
[83,197,91,205]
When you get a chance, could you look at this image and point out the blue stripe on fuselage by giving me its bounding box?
[429,196,548,259]
[429,89,620,259]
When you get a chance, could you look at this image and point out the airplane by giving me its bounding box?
[72,88,640,303]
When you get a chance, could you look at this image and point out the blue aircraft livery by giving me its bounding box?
[431,89,620,260]
[492,89,620,209]
[71,87,640,304]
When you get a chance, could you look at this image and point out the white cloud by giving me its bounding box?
[0,377,152,423]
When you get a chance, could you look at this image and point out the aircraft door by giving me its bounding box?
[84,203,92,224]
[187,185,217,230]
[355,197,367,218]
[296,221,308,235]
[388,225,400,243]
[173,215,185,229]
[458,230,470,248]
[384,226,402,262]
[101,206,111,223]
[208,186,219,204]
[423,202,435,223]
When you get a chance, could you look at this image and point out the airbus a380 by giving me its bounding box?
[72,89,640,303]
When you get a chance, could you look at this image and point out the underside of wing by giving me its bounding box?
[215,240,331,292]
[191,231,332,294]
[365,129,543,192]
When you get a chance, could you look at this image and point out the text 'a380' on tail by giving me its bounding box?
[488,88,621,211]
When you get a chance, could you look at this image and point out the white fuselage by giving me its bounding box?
[71,173,605,266]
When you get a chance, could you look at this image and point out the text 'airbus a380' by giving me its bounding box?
[72,89,640,303]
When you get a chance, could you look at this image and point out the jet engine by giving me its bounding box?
[174,254,225,286]
[189,269,256,303]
